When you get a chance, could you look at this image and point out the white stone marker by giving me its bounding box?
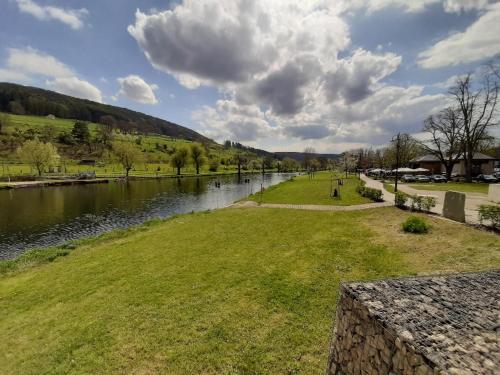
[442,191,466,222]
[488,184,500,203]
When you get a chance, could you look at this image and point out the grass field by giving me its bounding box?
[247,172,371,206]
[408,182,489,194]
[1,207,498,374]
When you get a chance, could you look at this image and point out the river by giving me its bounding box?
[0,173,294,259]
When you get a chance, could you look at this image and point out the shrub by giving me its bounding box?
[208,159,219,172]
[421,196,437,212]
[358,186,383,202]
[395,192,408,207]
[478,205,500,228]
[402,216,429,234]
[409,195,422,211]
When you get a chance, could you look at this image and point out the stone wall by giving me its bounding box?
[327,271,499,375]
[327,286,434,375]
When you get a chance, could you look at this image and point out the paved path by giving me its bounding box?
[380,180,498,224]
[360,174,395,203]
[232,200,392,211]
[234,175,497,226]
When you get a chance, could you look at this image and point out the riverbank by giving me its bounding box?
[1,206,498,373]
[0,169,288,190]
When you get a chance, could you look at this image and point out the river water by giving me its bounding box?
[0,173,294,259]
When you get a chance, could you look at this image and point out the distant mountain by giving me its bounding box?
[0,82,210,142]
[275,151,340,161]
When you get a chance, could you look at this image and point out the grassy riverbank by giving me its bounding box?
[248,172,370,206]
[1,206,498,374]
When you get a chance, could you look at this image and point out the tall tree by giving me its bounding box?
[303,147,316,171]
[72,121,92,152]
[171,147,190,175]
[421,107,464,180]
[112,141,143,177]
[450,73,498,181]
[97,115,115,147]
[190,143,206,174]
[387,133,420,168]
[234,153,247,177]
[17,140,59,176]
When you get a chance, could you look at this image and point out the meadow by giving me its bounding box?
[1,206,498,374]
[248,171,370,206]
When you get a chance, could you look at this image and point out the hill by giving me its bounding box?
[0,82,209,142]
[275,151,340,161]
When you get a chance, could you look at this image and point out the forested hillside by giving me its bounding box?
[0,82,208,142]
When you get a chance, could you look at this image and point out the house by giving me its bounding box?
[409,153,497,176]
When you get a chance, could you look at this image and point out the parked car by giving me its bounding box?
[476,174,498,183]
[415,174,430,183]
[493,171,500,179]
[431,175,447,183]
[401,174,416,182]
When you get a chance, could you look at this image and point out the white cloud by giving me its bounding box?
[15,0,88,29]
[443,0,491,13]
[117,75,159,104]
[7,47,74,78]
[46,77,102,103]
[193,100,275,142]
[0,68,31,83]
[347,0,492,14]
[418,2,500,68]
[325,49,402,103]
[1,47,102,103]
[130,0,458,152]
[128,1,350,89]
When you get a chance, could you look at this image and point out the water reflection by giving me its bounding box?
[0,173,293,259]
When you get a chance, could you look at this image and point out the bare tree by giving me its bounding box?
[450,73,498,181]
[387,133,420,168]
[234,153,247,177]
[421,107,464,180]
[303,147,316,171]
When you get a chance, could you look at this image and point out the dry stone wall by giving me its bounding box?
[327,270,500,375]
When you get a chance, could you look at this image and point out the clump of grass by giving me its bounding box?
[402,216,430,234]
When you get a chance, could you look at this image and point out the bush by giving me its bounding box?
[358,186,383,202]
[395,192,408,207]
[421,196,437,212]
[402,216,429,234]
[409,195,422,211]
[208,160,219,172]
[408,195,436,212]
[478,205,500,228]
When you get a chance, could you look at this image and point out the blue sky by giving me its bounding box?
[1,0,499,152]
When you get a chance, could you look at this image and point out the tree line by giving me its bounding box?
[341,61,499,181]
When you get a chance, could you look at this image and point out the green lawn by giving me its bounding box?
[408,182,489,194]
[1,207,498,374]
[383,182,395,194]
[248,172,371,205]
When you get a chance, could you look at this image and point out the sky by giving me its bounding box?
[0,0,499,153]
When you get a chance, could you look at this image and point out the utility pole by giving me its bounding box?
[393,133,401,193]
